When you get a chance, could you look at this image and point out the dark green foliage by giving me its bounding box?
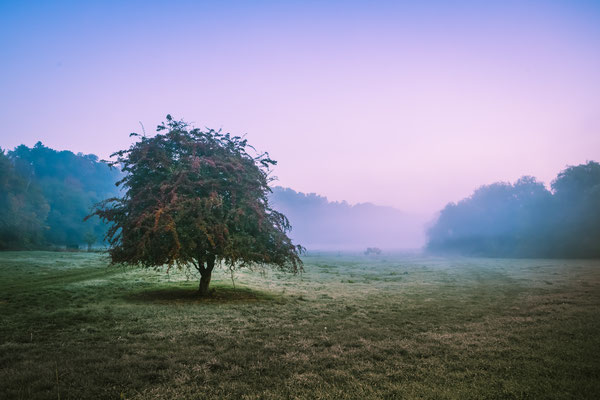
[550,162,600,257]
[427,162,600,258]
[0,150,48,249]
[88,115,303,294]
[7,142,122,247]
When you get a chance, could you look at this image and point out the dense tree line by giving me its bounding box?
[1,142,426,252]
[3,140,598,257]
[0,143,122,250]
[427,161,600,258]
[0,150,48,249]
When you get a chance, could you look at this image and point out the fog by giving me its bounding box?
[270,187,427,251]
[427,162,600,258]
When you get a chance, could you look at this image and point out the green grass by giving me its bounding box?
[1,251,599,399]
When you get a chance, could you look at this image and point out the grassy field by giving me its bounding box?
[1,251,599,399]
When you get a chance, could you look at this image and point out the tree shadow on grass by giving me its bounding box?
[125,284,284,304]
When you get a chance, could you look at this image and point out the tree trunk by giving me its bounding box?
[199,270,212,296]
[198,254,216,297]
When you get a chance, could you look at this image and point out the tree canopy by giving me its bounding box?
[89,115,303,295]
[7,142,122,247]
[426,162,600,258]
[0,149,48,249]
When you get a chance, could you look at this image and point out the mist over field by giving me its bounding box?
[269,187,426,251]
[427,163,600,258]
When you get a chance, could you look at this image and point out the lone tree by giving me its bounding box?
[364,247,382,256]
[88,115,303,296]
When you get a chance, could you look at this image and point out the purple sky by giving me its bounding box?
[1,0,599,216]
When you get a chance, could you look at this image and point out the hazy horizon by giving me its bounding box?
[2,0,599,216]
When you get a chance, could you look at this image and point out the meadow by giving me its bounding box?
[1,251,599,399]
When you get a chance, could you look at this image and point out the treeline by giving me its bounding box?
[427,161,600,258]
[0,143,122,250]
[270,187,425,250]
[0,142,425,252]
[4,141,598,257]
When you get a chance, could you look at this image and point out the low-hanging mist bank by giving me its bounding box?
[427,161,600,258]
[270,187,426,250]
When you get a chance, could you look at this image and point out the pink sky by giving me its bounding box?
[1,1,599,216]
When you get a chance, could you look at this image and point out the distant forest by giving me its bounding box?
[2,143,599,257]
[426,161,600,258]
[0,143,122,249]
[0,143,422,251]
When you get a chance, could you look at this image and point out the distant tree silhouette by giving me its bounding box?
[8,142,122,247]
[549,161,600,257]
[427,162,600,258]
[84,231,97,252]
[364,247,382,255]
[0,149,48,249]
